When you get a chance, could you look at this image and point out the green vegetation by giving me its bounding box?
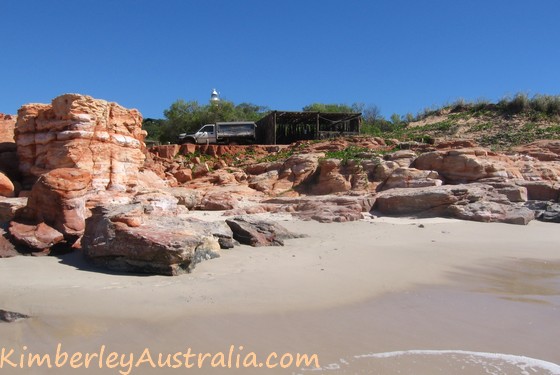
[323,146,376,164]
[144,99,269,144]
[143,93,560,148]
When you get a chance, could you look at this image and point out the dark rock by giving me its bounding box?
[526,201,560,223]
[225,216,304,247]
[0,309,29,323]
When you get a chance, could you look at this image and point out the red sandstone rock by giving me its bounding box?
[380,168,442,191]
[15,94,146,191]
[374,183,534,224]
[0,171,15,197]
[9,222,64,250]
[82,204,225,275]
[0,114,16,143]
[512,140,560,161]
[17,168,91,241]
[413,149,509,183]
[310,159,351,195]
[150,144,180,159]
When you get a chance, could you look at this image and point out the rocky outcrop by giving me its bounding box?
[82,203,227,276]
[310,159,352,195]
[526,201,560,223]
[379,167,442,191]
[225,216,304,246]
[413,149,509,183]
[514,180,560,201]
[15,94,146,190]
[246,153,323,195]
[8,168,91,252]
[226,195,375,223]
[0,114,16,144]
[512,140,560,161]
[0,114,19,185]
[374,184,534,224]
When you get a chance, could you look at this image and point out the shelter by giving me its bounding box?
[256,111,361,145]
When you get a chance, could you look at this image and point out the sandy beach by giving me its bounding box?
[1,215,559,374]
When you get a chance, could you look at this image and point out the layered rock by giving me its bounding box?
[310,159,352,195]
[379,167,442,191]
[0,114,19,185]
[8,168,91,251]
[15,94,146,190]
[19,168,91,238]
[374,184,534,224]
[413,149,509,183]
[82,203,228,275]
[227,195,375,223]
[0,114,16,143]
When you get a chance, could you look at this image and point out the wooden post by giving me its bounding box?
[316,112,320,140]
[273,111,277,145]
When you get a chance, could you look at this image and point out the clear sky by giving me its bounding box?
[1,0,559,119]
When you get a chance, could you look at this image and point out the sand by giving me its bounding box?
[0,216,559,374]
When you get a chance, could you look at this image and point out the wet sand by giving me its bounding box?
[0,217,559,374]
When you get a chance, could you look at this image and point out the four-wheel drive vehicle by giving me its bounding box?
[178,122,257,145]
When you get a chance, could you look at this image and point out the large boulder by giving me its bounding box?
[374,183,533,225]
[379,167,442,191]
[413,149,508,183]
[18,168,91,239]
[252,195,375,223]
[310,159,352,195]
[15,94,147,191]
[225,216,304,246]
[82,203,225,276]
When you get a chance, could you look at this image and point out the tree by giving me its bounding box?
[362,104,382,124]
[390,113,401,125]
[142,118,166,141]
[155,98,268,143]
[302,103,355,113]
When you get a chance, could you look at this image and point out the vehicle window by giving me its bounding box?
[199,125,214,133]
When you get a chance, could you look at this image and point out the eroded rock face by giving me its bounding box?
[0,114,16,143]
[413,149,508,183]
[310,159,352,195]
[19,168,92,239]
[379,167,442,191]
[82,204,224,276]
[374,184,534,224]
[15,94,146,190]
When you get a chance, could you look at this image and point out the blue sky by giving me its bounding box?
[1,1,559,119]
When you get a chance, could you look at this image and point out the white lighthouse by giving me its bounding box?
[210,89,220,105]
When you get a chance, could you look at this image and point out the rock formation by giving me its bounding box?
[15,94,146,191]
[225,216,304,246]
[81,202,225,276]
